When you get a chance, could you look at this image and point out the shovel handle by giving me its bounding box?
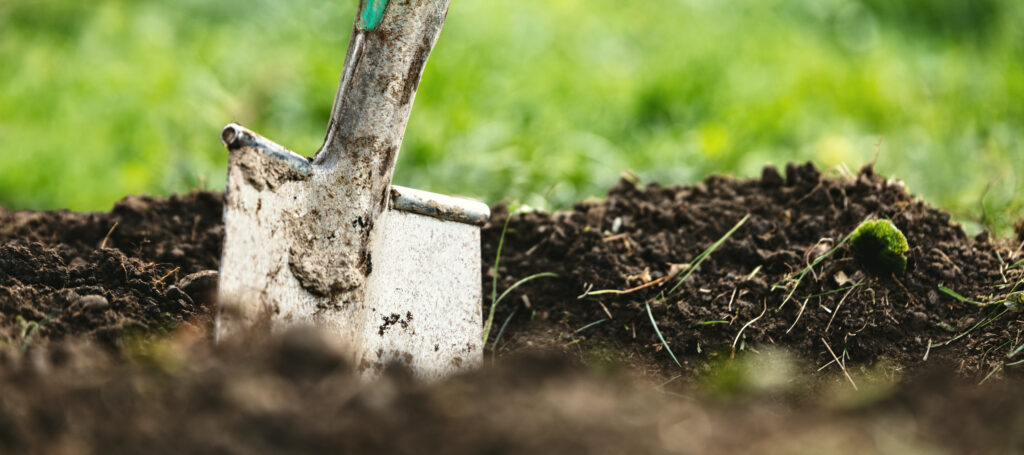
[359,0,389,31]
[315,0,451,175]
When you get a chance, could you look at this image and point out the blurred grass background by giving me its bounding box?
[1,0,1021,235]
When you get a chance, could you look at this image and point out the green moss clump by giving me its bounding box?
[849,219,909,276]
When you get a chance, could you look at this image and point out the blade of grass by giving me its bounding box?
[646,302,681,368]
[491,307,518,351]
[690,320,729,327]
[978,363,1003,385]
[483,272,558,347]
[776,215,870,310]
[745,265,762,281]
[938,284,989,307]
[575,318,608,333]
[1008,342,1024,359]
[804,282,864,300]
[937,306,1009,348]
[489,216,512,322]
[668,214,749,295]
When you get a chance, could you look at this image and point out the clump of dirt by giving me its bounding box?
[0,192,222,348]
[0,328,1022,454]
[0,191,222,273]
[483,163,1023,379]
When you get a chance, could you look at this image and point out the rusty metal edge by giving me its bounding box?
[221,123,313,176]
[390,186,490,226]
[220,123,488,226]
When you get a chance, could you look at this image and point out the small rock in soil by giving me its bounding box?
[78,295,109,312]
[178,270,219,304]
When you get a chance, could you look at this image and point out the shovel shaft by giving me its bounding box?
[285,0,451,312]
[316,0,450,173]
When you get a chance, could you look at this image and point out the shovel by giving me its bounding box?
[216,0,488,381]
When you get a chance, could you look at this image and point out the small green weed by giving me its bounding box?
[482,212,557,349]
[16,312,58,351]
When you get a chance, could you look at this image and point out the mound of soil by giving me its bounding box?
[1,162,1023,453]
[0,192,222,347]
[484,163,1023,379]
[0,163,1021,376]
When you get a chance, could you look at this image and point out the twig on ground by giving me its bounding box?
[785,297,810,334]
[582,275,669,298]
[732,298,767,359]
[822,337,858,391]
[745,265,762,281]
[979,363,1003,385]
[931,247,962,275]
[817,358,838,372]
[657,374,684,388]
[775,216,869,310]
[936,306,1010,348]
[99,221,119,250]
[891,275,916,306]
[154,267,180,286]
[825,282,863,333]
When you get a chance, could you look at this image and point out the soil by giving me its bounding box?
[484,163,1024,379]
[1,162,1023,453]
[0,192,222,347]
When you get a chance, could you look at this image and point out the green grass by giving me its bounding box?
[774,215,869,309]
[2,0,1022,235]
[646,302,681,368]
[668,214,749,295]
[482,212,557,348]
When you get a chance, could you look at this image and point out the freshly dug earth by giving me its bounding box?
[2,330,1023,454]
[1,162,1023,453]
[0,192,222,347]
[486,163,1024,379]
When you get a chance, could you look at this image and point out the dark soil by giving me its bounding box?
[2,330,1024,454]
[0,192,222,347]
[484,163,1024,379]
[1,162,1023,453]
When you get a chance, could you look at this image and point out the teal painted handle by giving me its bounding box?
[360,0,389,31]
